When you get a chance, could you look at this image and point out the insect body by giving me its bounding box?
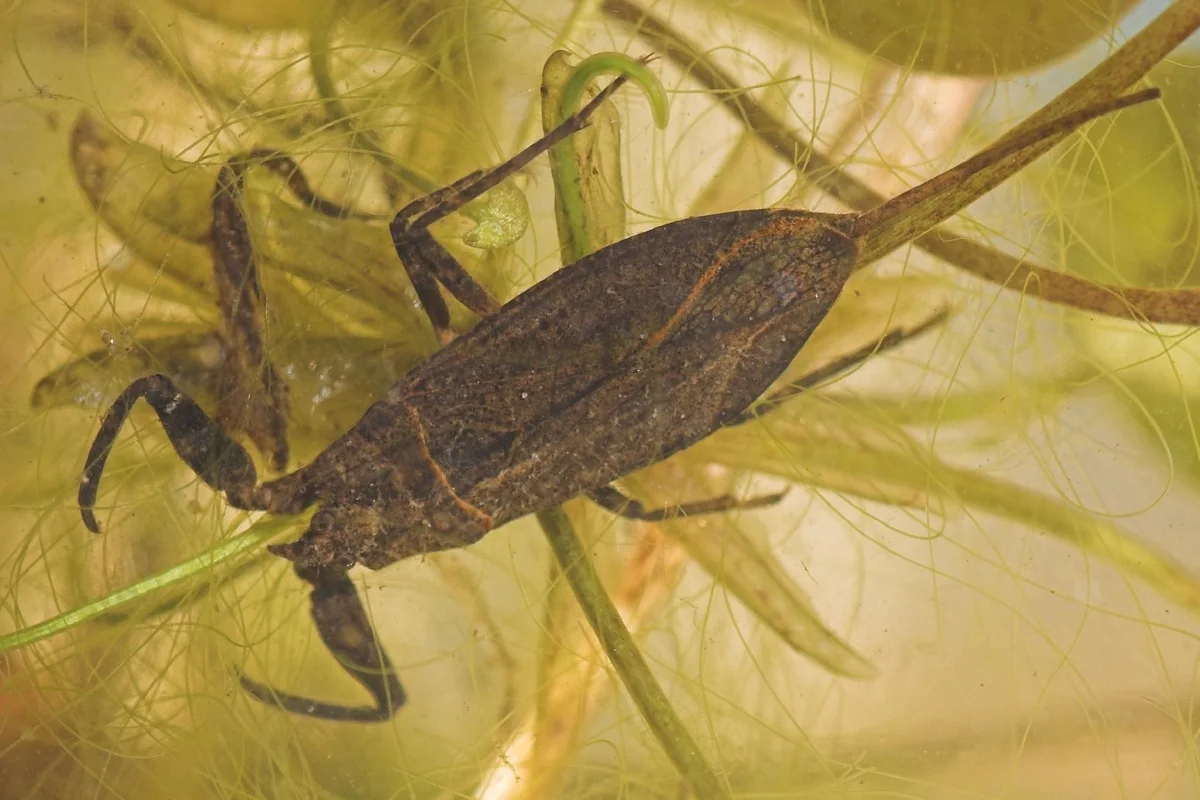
[261,206,855,573]
[74,69,1160,721]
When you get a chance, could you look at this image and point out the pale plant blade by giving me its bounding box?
[664,511,876,678]
[699,397,1200,614]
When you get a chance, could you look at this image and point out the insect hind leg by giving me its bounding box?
[730,306,950,426]
[239,564,406,723]
[587,484,786,522]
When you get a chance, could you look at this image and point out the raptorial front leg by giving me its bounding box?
[239,564,406,722]
[586,485,786,522]
[79,374,264,532]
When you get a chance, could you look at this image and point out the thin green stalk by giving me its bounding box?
[0,517,294,655]
[537,507,730,800]
[536,53,728,798]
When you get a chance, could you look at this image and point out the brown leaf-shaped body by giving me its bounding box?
[271,208,857,569]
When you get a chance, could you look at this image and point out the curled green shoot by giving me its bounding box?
[553,51,669,263]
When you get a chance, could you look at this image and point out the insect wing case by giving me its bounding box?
[377,208,856,523]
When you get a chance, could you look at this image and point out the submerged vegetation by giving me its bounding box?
[2,0,1200,797]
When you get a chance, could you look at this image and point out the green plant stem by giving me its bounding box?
[0,518,291,655]
[537,507,730,800]
[536,53,728,798]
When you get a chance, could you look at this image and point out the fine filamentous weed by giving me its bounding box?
[73,66,1160,722]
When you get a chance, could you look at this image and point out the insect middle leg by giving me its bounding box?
[386,70,639,340]
[237,72,639,343]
